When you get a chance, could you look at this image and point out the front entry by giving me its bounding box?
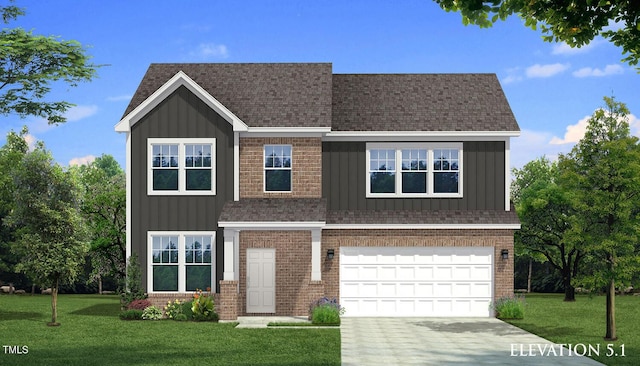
[246,248,276,313]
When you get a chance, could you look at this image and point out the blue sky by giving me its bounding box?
[1,0,638,169]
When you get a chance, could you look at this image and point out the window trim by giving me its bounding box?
[147,138,216,196]
[263,144,293,193]
[147,231,216,294]
[366,142,463,198]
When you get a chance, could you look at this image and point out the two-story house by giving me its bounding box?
[115,63,520,320]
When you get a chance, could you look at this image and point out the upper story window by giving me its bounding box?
[264,145,292,192]
[366,143,462,198]
[148,138,216,195]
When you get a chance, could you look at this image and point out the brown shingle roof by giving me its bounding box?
[123,63,333,128]
[219,198,327,223]
[331,73,520,132]
[326,209,520,226]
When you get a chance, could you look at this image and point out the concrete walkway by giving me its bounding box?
[341,318,604,365]
[233,316,310,328]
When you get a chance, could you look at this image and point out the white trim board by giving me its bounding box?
[115,71,249,133]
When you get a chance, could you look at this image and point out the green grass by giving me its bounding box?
[267,322,339,327]
[0,294,340,366]
[507,293,639,366]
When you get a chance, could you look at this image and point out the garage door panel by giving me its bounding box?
[340,247,493,317]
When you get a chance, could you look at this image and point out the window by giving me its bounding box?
[149,232,215,293]
[264,145,292,192]
[366,143,462,197]
[148,138,216,195]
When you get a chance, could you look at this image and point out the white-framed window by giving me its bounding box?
[264,144,292,192]
[148,232,215,293]
[148,138,216,195]
[366,143,463,198]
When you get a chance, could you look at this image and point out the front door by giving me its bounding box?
[246,248,276,313]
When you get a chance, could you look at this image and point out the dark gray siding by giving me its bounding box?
[322,141,505,211]
[131,86,234,292]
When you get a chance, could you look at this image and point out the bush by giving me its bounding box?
[191,288,218,321]
[310,297,345,325]
[141,305,163,320]
[164,299,184,319]
[174,313,188,321]
[491,295,525,319]
[127,299,152,311]
[120,253,147,309]
[119,309,143,320]
[181,300,194,320]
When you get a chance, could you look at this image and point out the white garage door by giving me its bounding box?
[340,247,493,317]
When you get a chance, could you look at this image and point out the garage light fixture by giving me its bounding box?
[501,249,509,260]
[327,249,335,260]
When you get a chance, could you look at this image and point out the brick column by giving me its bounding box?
[306,280,325,319]
[218,280,239,320]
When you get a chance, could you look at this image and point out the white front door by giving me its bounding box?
[246,248,276,313]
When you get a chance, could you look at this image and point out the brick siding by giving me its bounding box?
[239,137,322,198]
[238,230,323,317]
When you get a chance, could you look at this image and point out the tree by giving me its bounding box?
[560,96,640,340]
[0,127,30,286]
[512,157,583,301]
[6,147,87,325]
[434,0,640,68]
[76,155,126,290]
[0,1,97,123]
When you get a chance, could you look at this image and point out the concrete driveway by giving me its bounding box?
[341,318,604,365]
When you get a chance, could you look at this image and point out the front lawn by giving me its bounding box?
[507,293,639,366]
[0,294,340,366]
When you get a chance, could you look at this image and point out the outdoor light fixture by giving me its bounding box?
[327,249,335,260]
[501,249,509,260]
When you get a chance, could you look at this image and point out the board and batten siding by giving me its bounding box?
[130,86,234,292]
[322,141,505,211]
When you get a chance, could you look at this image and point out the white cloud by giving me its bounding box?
[551,41,598,56]
[69,155,96,166]
[525,63,570,78]
[511,129,571,169]
[572,64,624,78]
[106,95,132,102]
[550,115,590,145]
[27,104,99,133]
[24,133,38,151]
[65,105,99,122]
[551,112,640,145]
[190,43,229,60]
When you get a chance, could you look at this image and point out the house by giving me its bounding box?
[115,63,520,320]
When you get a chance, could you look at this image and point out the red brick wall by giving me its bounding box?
[238,230,323,316]
[321,229,515,304]
[239,137,322,198]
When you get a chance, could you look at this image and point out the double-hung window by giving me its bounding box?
[149,232,215,293]
[264,145,292,192]
[366,143,462,197]
[148,138,216,195]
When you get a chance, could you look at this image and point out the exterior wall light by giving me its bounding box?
[327,249,335,260]
[501,249,509,260]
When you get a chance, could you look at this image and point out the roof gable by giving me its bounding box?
[115,70,248,132]
[119,63,333,130]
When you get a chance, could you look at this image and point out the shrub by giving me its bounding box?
[174,313,188,321]
[120,253,147,309]
[310,297,345,325]
[191,288,218,321]
[164,299,184,319]
[127,299,152,311]
[142,305,163,320]
[181,300,194,320]
[491,295,525,319]
[119,309,143,320]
